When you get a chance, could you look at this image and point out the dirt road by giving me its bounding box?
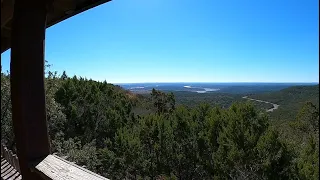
[242,96,279,112]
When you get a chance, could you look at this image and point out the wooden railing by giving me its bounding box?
[34,155,109,180]
[1,143,108,180]
[1,143,21,173]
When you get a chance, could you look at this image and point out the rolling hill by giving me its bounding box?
[249,85,319,121]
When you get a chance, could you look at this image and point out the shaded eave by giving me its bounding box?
[1,0,112,53]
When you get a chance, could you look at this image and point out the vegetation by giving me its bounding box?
[248,85,319,157]
[172,91,275,111]
[1,65,318,179]
[173,91,242,108]
[250,85,319,121]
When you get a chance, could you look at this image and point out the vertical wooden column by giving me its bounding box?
[10,0,50,179]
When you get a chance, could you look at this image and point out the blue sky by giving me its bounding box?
[1,0,319,83]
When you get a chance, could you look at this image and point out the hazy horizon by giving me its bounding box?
[115,82,319,85]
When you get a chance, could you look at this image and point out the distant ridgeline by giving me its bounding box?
[1,68,319,179]
[125,83,318,114]
[250,85,319,120]
[120,82,316,94]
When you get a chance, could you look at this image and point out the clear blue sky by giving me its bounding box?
[1,0,319,83]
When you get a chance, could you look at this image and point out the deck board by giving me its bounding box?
[34,155,109,180]
[1,156,22,180]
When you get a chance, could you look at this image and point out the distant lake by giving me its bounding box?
[117,82,318,94]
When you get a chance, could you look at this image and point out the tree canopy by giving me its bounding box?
[1,66,318,179]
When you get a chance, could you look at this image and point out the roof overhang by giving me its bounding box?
[1,0,112,53]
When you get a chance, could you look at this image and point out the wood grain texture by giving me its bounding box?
[34,155,109,180]
[1,156,22,180]
[1,143,20,173]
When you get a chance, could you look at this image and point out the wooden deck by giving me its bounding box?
[1,143,21,180]
[1,156,22,180]
[1,143,108,180]
[2,0,113,179]
[34,155,109,180]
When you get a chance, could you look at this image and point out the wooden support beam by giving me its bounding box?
[1,27,11,38]
[10,0,50,179]
[1,36,11,53]
[53,0,76,12]
[1,0,14,28]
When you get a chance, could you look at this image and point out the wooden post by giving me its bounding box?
[1,143,5,156]
[10,0,50,179]
[13,154,21,173]
[3,146,9,162]
[8,150,13,166]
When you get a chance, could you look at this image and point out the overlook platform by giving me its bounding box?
[1,0,112,179]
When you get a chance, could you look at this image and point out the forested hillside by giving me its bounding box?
[173,91,241,108]
[1,66,318,180]
[247,85,319,157]
[250,85,319,116]
[172,91,275,111]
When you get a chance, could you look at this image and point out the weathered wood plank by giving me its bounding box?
[34,155,109,180]
[1,143,21,173]
[1,156,22,180]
